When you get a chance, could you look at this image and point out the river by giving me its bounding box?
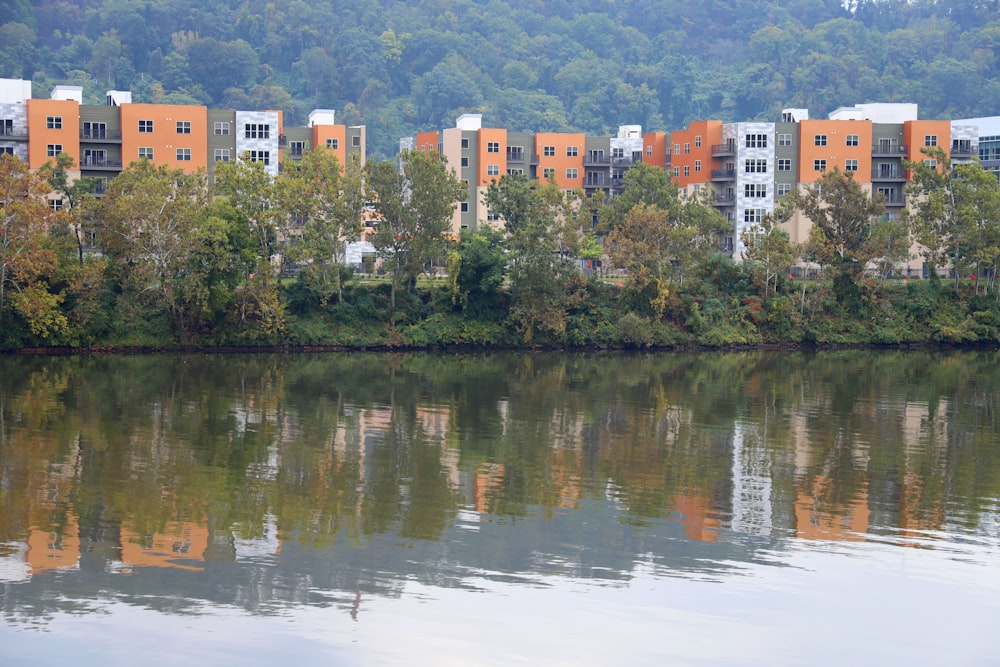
[1,350,998,665]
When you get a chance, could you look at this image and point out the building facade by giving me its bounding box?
[0,77,366,199]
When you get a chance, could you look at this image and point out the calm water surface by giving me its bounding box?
[1,350,998,666]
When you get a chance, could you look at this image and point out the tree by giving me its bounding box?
[94,160,209,337]
[907,148,1000,294]
[448,226,507,317]
[275,150,366,304]
[40,152,101,265]
[0,155,68,340]
[741,214,799,297]
[213,158,284,335]
[598,162,681,233]
[366,149,465,310]
[791,168,888,304]
[486,174,583,342]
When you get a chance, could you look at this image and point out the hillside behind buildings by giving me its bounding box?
[3,0,1000,158]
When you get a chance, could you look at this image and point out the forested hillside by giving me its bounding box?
[2,0,1000,158]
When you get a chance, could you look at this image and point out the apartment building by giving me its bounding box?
[402,114,669,234]
[669,103,992,274]
[0,77,365,197]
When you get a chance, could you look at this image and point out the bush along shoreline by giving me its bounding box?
[6,263,1000,354]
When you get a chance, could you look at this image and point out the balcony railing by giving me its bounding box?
[713,193,735,205]
[711,168,736,180]
[81,129,122,141]
[872,144,907,156]
[951,144,976,156]
[877,194,905,206]
[0,128,28,139]
[873,169,906,181]
[711,143,736,156]
[81,157,123,169]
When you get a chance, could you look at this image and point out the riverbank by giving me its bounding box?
[4,270,1000,354]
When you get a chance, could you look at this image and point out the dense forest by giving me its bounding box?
[3,0,1000,158]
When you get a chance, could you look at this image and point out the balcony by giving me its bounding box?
[711,143,736,157]
[873,168,906,181]
[0,128,28,139]
[81,157,123,170]
[872,144,907,156]
[584,153,609,165]
[506,149,525,162]
[713,192,735,205]
[711,168,736,181]
[877,194,905,207]
[81,129,122,142]
[951,144,976,157]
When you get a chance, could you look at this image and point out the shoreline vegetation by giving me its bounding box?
[3,152,1000,355]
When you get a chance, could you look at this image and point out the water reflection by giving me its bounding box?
[1,350,999,644]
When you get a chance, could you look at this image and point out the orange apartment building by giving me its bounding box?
[1,77,366,197]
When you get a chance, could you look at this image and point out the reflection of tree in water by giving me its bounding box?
[1,349,999,620]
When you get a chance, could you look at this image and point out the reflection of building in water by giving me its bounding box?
[474,462,506,514]
[119,521,209,572]
[26,511,81,574]
[730,421,773,537]
[794,476,870,541]
[674,491,720,542]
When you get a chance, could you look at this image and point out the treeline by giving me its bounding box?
[3,0,1000,157]
[2,148,1000,351]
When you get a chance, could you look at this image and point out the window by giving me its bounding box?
[0,147,12,156]
[176,148,191,161]
[46,116,62,129]
[846,134,859,146]
[924,135,937,147]
[923,159,938,168]
[695,135,702,147]
[326,138,339,149]
[684,142,690,154]
[776,183,791,197]
[215,149,230,162]
[673,166,680,177]
[487,141,500,153]
[674,144,680,155]
[176,121,191,134]
[49,198,63,211]
[487,164,499,176]
[744,183,766,198]
[566,146,578,157]
[744,209,765,224]
[139,120,153,133]
[461,138,469,149]
[1,119,12,135]
[683,165,690,176]
[248,150,270,165]
[814,159,827,171]
[46,144,62,157]
[507,168,523,176]
[139,147,153,160]
[543,167,555,179]
[745,159,767,173]
[814,134,827,146]
[83,122,107,139]
[565,167,578,179]
[646,145,653,156]
[507,146,524,161]
[543,145,555,157]
[245,123,270,139]
[745,134,767,148]
[461,202,469,212]
[845,159,858,171]
[214,122,230,135]
[694,159,702,172]
[461,157,469,167]
[289,141,305,156]
[778,133,791,146]
[612,147,624,158]
[778,158,791,171]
